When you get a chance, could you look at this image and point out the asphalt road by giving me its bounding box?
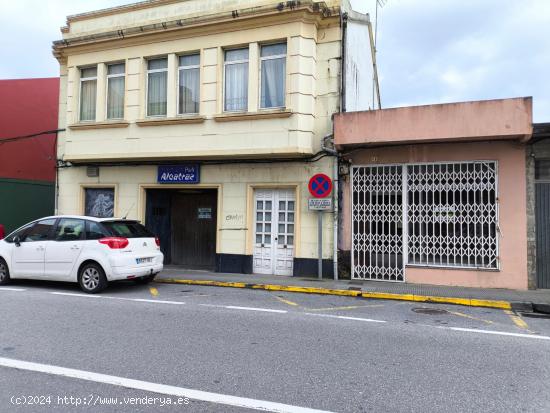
[1,277,549,413]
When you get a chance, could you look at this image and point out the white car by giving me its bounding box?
[0,216,164,293]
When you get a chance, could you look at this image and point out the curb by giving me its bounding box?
[533,303,550,314]
[155,278,512,310]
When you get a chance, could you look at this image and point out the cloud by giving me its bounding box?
[366,0,550,121]
[1,0,549,121]
[0,1,128,79]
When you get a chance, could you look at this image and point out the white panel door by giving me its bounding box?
[274,190,295,276]
[253,189,274,274]
[253,189,295,276]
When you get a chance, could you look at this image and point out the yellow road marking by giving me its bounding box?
[308,304,384,312]
[149,287,159,297]
[360,291,512,310]
[155,279,513,310]
[273,296,299,307]
[504,310,531,331]
[447,310,493,325]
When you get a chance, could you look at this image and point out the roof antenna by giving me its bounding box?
[375,0,387,51]
[122,203,135,220]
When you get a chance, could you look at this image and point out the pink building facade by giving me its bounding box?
[334,98,533,290]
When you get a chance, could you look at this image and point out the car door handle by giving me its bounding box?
[70,246,80,250]
[36,246,45,251]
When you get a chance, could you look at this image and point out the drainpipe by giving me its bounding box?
[54,130,59,215]
[322,134,338,280]
[340,12,348,113]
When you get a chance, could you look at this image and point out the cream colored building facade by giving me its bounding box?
[53,0,379,276]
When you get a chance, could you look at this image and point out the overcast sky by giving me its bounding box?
[0,0,548,121]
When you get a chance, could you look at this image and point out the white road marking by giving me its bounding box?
[226,306,287,314]
[50,292,185,305]
[131,298,185,305]
[199,304,288,313]
[305,313,386,323]
[51,292,102,298]
[18,291,550,342]
[440,326,550,341]
[0,357,333,413]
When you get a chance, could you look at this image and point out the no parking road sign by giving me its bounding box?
[308,173,333,280]
[308,173,333,198]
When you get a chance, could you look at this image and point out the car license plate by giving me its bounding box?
[136,257,153,264]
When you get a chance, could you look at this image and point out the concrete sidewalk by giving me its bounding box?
[156,267,550,312]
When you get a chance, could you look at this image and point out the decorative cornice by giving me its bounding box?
[66,0,185,24]
[68,121,130,130]
[53,2,339,60]
[214,109,292,122]
[136,116,206,126]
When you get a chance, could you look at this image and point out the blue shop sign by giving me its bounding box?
[158,164,200,184]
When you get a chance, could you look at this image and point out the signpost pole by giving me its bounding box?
[318,211,323,279]
[308,173,333,281]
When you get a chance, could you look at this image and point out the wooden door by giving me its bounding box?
[145,189,172,264]
[171,190,217,269]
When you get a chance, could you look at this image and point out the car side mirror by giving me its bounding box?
[13,236,21,246]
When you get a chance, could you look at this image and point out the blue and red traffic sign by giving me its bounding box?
[308,173,333,198]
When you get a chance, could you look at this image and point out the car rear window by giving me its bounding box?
[102,221,154,238]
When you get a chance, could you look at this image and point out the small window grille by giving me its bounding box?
[86,166,99,177]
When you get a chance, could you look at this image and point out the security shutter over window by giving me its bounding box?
[351,161,498,282]
[406,162,498,269]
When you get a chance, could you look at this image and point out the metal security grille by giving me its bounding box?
[535,182,550,288]
[351,161,499,281]
[351,165,404,281]
[407,162,498,269]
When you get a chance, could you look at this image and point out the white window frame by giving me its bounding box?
[79,66,97,122]
[177,54,200,115]
[259,43,287,110]
[146,58,168,118]
[105,62,125,120]
[223,47,249,113]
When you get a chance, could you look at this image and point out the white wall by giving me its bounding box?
[344,12,378,112]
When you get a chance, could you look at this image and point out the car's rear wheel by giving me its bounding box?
[78,262,107,294]
[135,274,156,284]
[0,258,10,285]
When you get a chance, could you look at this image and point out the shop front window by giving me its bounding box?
[351,161,498,281]
[406,162,498,269]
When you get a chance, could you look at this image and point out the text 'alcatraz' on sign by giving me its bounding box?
[157,165,200,184]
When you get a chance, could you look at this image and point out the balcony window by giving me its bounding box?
[107,63,125,119]
[147,58,168,117]
[178,54,200,114]
[260,43,286,109]
[224,48,249,112]
[79,66,97,121]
